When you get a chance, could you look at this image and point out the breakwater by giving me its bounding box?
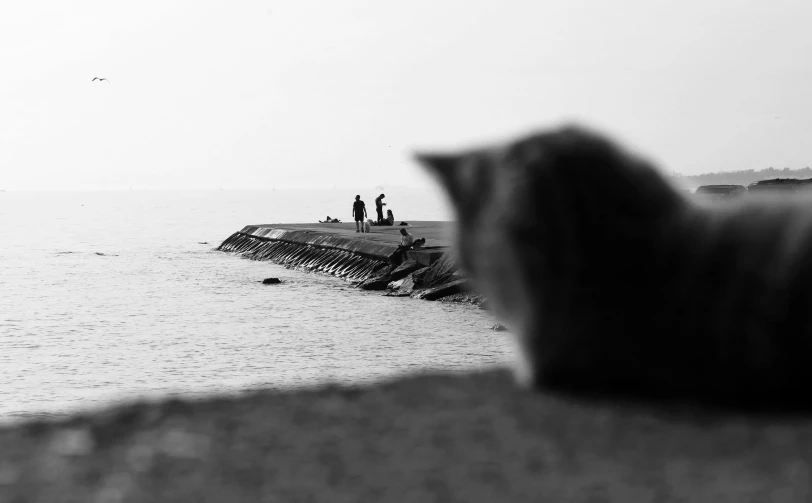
[217,223,476,303]
[217,225,397,282]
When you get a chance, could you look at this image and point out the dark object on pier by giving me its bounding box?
[261,278,282,285]
[694,185,746,199]
[747,178,812,194]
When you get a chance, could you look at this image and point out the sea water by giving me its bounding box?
[0,189,513,423]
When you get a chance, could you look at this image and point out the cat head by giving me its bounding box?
[415,125,686,377]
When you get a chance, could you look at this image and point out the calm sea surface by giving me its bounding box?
[0,189,513,423]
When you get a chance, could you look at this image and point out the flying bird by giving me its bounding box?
[91,77,110,83]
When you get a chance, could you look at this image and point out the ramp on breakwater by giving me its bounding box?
[217,222,452,282]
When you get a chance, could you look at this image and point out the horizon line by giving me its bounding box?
[0,186,435,193]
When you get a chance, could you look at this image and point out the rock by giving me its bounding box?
[411,278,469,301]
[386,279,405,290]
[390,260,425,281]
[388,267,427,294]
[261,278,281,285]
[398,273,418,295]
[438,292,484,305]
[491,323,508,332]
[421,253,460,288]
[358,275,391,291]
[374,264,393,278]
[384,291,411,297]
[410,267,430,287]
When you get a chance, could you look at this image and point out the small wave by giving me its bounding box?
[56,251,120,257]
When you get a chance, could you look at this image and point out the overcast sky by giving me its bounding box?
[2,0,811,190]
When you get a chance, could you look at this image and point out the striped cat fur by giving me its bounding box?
[417,125,812,410]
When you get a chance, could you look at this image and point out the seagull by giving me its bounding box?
[91,77,110,83]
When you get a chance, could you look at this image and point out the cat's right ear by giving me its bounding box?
[414,152,460,192]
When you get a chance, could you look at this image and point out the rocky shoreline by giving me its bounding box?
[357,252,483,306]
[218,224,486,308]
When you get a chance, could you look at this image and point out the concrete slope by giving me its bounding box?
[238,226,400,261]
[218,223,452,282]
[1,369,810,502]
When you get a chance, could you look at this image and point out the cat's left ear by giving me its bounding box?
[414,152,460,190]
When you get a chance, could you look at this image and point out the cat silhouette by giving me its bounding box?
[417,125,812,411]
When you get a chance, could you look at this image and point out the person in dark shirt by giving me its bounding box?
[374,194,386,224]
[352,195,368,233]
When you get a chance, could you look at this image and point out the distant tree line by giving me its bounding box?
[671,167,812,187]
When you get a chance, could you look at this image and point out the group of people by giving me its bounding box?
[351,193,424,249]
[352,193,394,232]
[346,193,425,262]
[316,194,425,264]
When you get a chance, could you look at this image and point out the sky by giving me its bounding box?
[2,0,812,190]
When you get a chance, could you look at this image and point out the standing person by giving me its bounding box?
[374,193,386,224]
[352,195,368,233]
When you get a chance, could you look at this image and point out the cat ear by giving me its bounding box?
[414,152,461,192]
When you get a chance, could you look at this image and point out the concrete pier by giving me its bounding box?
[218,222,453,281]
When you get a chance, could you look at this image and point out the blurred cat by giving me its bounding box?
[417,125,812,409]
